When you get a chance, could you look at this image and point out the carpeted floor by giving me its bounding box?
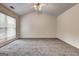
[0,38,79,56]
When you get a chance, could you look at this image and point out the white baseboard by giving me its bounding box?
[57,37,79,49]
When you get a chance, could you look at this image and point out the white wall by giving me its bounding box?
[20,12,57,38]
[57,4,79,48]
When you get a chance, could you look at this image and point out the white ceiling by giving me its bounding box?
[2,3,76,16]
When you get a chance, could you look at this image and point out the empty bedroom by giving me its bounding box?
[0,3,79,56]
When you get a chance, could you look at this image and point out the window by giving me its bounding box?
[0,13,6,40]
[0,12,16,42]
[7,16,16,40]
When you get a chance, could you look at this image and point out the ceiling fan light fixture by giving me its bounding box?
[38,6,42,11]
[33,3,47,11]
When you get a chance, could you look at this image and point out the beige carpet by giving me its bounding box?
[0,38,79,56]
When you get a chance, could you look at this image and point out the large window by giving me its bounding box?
[7,16,16,40]
[0,13,16,42]
[0,13,6,40]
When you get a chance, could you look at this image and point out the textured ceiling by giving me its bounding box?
[2,3,76,16]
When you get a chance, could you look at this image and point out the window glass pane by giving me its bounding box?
[0,13,6,40]
[7,28,16,40]
[0,28,6,39]
[0,13,6,27]
[7,16,16,28]
[7,16,16,40]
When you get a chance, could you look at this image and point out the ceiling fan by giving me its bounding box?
[33,3,47,12]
